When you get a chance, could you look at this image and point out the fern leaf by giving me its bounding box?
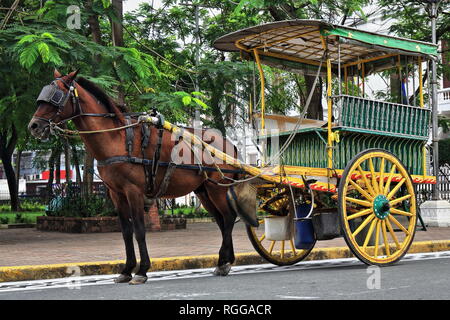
[19,43,39,69]
[37,42,50,63]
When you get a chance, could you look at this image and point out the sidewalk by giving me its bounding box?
[1,222,450,267]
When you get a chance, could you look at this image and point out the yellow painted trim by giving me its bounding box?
[423,145,427,177]
[252,49,323,67]
[2,241,450,282]
[342,53,398,69]
[418,56,424,108]
[320,34,327,50]
[362,62,365,97]
[340,150,417,264]
[253,49,265,134]
[326,57,333,170]
[272,165,435,184]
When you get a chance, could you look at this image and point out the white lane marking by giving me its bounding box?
[276,295,320,300]
[1,250,450,294]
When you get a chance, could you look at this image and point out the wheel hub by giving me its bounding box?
[373,195,390,219]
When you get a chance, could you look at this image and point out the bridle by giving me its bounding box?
[34,77,81,127]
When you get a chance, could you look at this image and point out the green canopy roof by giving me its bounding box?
[214,20,439,71]
[321,26,438,57]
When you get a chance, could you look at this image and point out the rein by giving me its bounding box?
[49,117,142,136]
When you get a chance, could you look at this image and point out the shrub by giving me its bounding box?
[46,183,116,218]
[14,213,26,223]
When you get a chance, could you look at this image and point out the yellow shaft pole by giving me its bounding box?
[418,56,424,108]
[327,58,333,171]
[362,63,365,98]
[418,56,427,176]
[253,49,265,134]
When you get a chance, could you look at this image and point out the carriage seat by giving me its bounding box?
[253,113,327,133]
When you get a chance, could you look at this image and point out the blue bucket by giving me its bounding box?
[294,204,315,249]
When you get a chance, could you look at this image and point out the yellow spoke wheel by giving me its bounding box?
[338,149,417,266]
[246,187,315,266]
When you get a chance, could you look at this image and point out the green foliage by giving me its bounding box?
[46,184,116,218]
[13,31,68,69]
[0,212,43,224]
[0,201,45,212]
[160,206,209,218]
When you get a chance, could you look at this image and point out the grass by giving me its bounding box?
[0,211,45,224]
[160,207,210,218]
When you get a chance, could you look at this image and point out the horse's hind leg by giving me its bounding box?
[195,183,237,276]
[109,191,136,283]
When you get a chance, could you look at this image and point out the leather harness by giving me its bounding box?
[35,78,244,202]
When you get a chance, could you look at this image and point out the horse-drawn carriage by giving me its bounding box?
[211,20,438,266]
[29,19,438,283]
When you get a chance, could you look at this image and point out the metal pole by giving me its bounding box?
[194,4,201,124]
[430,0,440,200]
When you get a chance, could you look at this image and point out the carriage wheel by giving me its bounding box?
[246,186,315,266]
[338,149,417,266]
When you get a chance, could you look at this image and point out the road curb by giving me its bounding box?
[1,240,450,283]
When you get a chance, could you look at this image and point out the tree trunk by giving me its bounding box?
[267,5,323,120]
[15,149,22,188]
[84,0,104,194]
[64,139,71,184]
[86,0,103,45]
[390,72,401,104]
[14,149,22,210]
[55,150,61,184]
[111,0,126,106]
[83,151,94,196]
[46,149,57,201]
[0,125,19,211]
[304,76,323,120]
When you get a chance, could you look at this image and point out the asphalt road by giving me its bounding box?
[1,251,450,301]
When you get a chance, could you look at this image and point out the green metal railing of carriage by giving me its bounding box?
[266,95,431,176]
[337,95,430,138]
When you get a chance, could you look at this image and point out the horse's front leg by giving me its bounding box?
[127,191,151,285]
[109,191,136,283]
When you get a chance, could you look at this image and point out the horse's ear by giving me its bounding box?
[54,69,62,78]
[67,69,80,81]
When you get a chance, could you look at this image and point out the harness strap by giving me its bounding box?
[149,114,165,195]
[96,156,244,174]
[152,162,177,199]
[124,116,134,156]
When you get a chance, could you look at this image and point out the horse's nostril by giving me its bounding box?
[30,123,38,130]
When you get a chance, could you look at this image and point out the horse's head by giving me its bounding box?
[28,69,80,140]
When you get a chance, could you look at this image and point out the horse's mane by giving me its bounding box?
[76,77,126,122]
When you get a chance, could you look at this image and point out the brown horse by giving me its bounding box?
[28,70,245,285]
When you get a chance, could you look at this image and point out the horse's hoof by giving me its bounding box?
[128,274,148,285]
[213,263,231,276]
[114,274,132,283]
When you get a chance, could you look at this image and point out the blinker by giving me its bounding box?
[36,83,69,108]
